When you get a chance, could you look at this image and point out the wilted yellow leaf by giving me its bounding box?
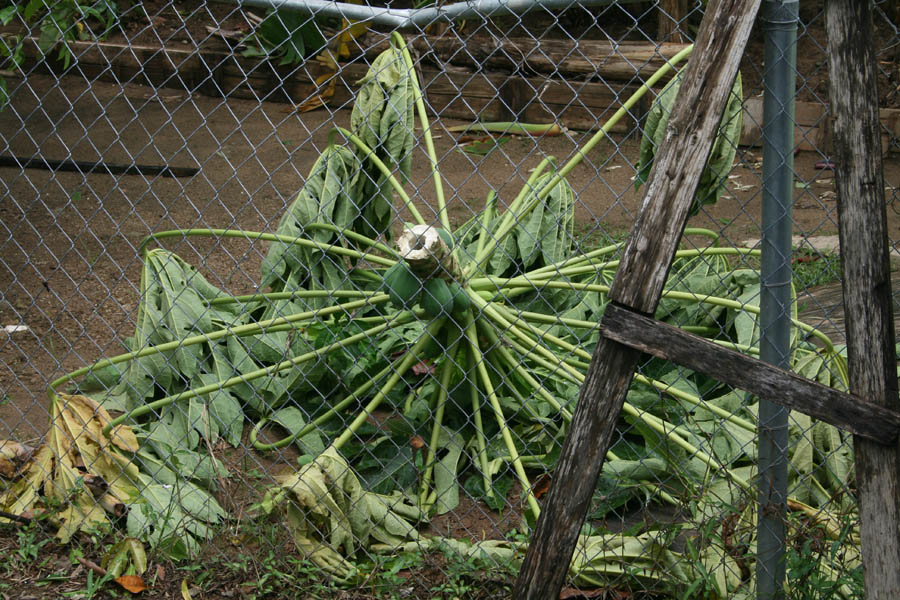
[58,394,139,452]
[107,424,139,452]
[180,578,194,600]
[55,496,108,543]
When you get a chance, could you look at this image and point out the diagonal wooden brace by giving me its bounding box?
[599,302,900,446]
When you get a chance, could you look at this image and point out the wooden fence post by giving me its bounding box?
[658,0,688,43]
[825,2,900,598]
[511,1,762,597]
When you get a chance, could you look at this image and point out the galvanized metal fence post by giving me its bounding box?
[757,2,799,599]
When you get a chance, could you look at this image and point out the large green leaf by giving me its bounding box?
[636,69,743,215]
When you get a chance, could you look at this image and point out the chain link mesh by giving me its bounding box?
[1,1,897,597]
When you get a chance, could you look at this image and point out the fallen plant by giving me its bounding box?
[0,34,861,597]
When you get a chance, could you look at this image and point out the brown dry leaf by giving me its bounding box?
[35,395,140,541]
[59,395,108,459]
[115,575,149,594]
[532,473,552,499]
[0,439,30,478]
[293,65,337,113]
[0,440,36,473]
[0,455,16,479]
[410,360,434,376]
[0,445,52,519]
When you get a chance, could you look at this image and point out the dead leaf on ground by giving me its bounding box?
[181,579,195,600]
[0,440,36,478]
[116,575,149,594]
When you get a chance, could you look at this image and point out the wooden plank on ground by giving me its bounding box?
[511,2,763,598]
[826,1,900,598]
[599,303,900,445]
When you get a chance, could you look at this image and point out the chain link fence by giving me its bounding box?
[1,1,897,597]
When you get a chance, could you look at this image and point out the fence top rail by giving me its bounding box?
[226,0,644,29]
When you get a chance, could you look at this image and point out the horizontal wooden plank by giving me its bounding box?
[404,35,689,81]
[599,302,900,445]
[18,37,641,132]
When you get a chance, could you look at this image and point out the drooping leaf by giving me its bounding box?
[636,69,743,215]
[270,406,325,455]
[433,430,465,515]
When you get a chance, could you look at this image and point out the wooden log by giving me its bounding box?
[18,38,639,132]
[826,2,900,598]
[418,67,640,131]
[512,2,762,598]
[404,35,689,81]
[599,303,900,445]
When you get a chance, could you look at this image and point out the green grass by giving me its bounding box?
[791,248,842,290]
[737,247,842,292]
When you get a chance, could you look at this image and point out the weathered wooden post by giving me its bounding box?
[511,1,763,597]
[658,0,689,43]
[826,1,900,598]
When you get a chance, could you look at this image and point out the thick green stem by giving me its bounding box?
[101,310,408,435]
[250,361,398,451]
[467,340,494,500]
[511,309,714,338]
[140,228,396,266]
[518,242,624,279]
[481,278,830,352]
[620,403,751,491]
[52,295,391,397]
[632,374,757,433]
[470,157,552,272]
[209,290,380,306]
[332,319,446,450]
[485,320,584,386]
[579,246,760,276]
[392,31,448,231]
[302,223,399,257]
[418,334,460,508]
[446,122,563,136]
[491,298,759,436]
[470,44,694,274]
[483,344,563,431]
[475,190,497,260]
[477,298,583,383]
[491,227,721,286]
[336,126,426,226]
[477,321,573,422]
[472,246,761,290]
[463,321,541,520]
